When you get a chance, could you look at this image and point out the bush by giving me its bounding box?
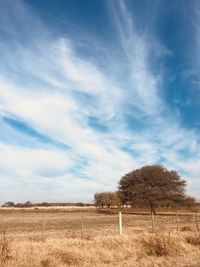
[181,226,192,232]
[2,202,14,208]
[186,235,200,246]
[51,249,82,265]
[40,258,52,267]
[142,232,178,257]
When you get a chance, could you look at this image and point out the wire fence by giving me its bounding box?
[0,209,199,240]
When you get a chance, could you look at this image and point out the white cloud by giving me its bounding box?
[108,0,164,116]
[0,142,73,178]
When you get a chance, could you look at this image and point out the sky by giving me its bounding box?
[0,0,200,204]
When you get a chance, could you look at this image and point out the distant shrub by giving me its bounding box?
[186,235,200,246]
[181,226,192,232]
[24,201,33,207]
[2,202,14,208]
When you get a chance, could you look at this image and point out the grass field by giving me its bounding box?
[0,207,199,266]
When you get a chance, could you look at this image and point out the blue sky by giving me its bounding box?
[0,0,200,203]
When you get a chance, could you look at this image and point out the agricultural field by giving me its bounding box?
[0,207,199,266]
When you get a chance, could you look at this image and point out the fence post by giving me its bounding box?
[119,211,122,236]
[195,211,199,232]
[42,214,46,241]
[176,211,179,231]
[151,213,155,232]
[81,211,83,238]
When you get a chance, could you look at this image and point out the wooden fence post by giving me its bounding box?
[81,211,83,238]
[119,211,122,236]
[42,214,46,241]
[176,211,179,231]
[151,213,155,232]
[195,211,199,232]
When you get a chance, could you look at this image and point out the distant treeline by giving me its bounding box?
[2,201,93,208]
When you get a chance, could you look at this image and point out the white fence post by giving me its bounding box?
[119,211,122,236]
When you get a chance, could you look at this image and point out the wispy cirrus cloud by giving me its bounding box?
[108,0,165,116]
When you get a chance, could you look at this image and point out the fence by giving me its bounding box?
[0,209,199,239]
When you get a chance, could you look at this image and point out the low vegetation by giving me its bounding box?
[0,231,199,267]
[142,232,178,257]
[186,234,200,246]
[2,201,91,208]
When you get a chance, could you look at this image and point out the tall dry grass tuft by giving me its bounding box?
[51,249,82,265]
[142,232,178,257]
[40,258,53,267]
[181,226,192,232]
[0,230,12,266]
[186,234,200,246]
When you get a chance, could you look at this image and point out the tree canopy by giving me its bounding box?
[119,165,193,214]
[94,192,120,208]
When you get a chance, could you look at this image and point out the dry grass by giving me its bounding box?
[0,230,12,266]
[0,208,197,238]
[0,208,199,266]
[0,232,199,267]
